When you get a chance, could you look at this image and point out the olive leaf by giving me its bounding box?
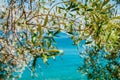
[42,15,48,27]
[37,24,42,38]
[102,0,110,8]
[32,56,39,72]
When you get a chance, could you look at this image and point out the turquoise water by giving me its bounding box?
[0,31,86,80]
[20,54,86,80]
[19,33,87,80]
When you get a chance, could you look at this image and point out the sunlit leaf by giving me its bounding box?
[102,0,110,7]
[37,24,42,38]
[42,15,48,27]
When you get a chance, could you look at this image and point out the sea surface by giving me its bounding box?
[19,32,87,80]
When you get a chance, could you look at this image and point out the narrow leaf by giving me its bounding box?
[42,15,48,27]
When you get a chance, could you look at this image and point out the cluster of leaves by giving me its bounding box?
[0,0,67,79]
[79,45,120,79]
[0,0,120,79]
[63,0,120,79]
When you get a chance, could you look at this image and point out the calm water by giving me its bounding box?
[18,33,87,80]
[0,30,87,80]
[0,31,86,80]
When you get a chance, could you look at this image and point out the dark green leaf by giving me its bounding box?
[85,41,92,44]
[86,8,93,11]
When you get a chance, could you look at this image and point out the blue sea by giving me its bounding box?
[19,32,87,80]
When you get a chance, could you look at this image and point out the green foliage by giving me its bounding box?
[64,0,120,79]
[0,0,64,79]
[0,0,120,80]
